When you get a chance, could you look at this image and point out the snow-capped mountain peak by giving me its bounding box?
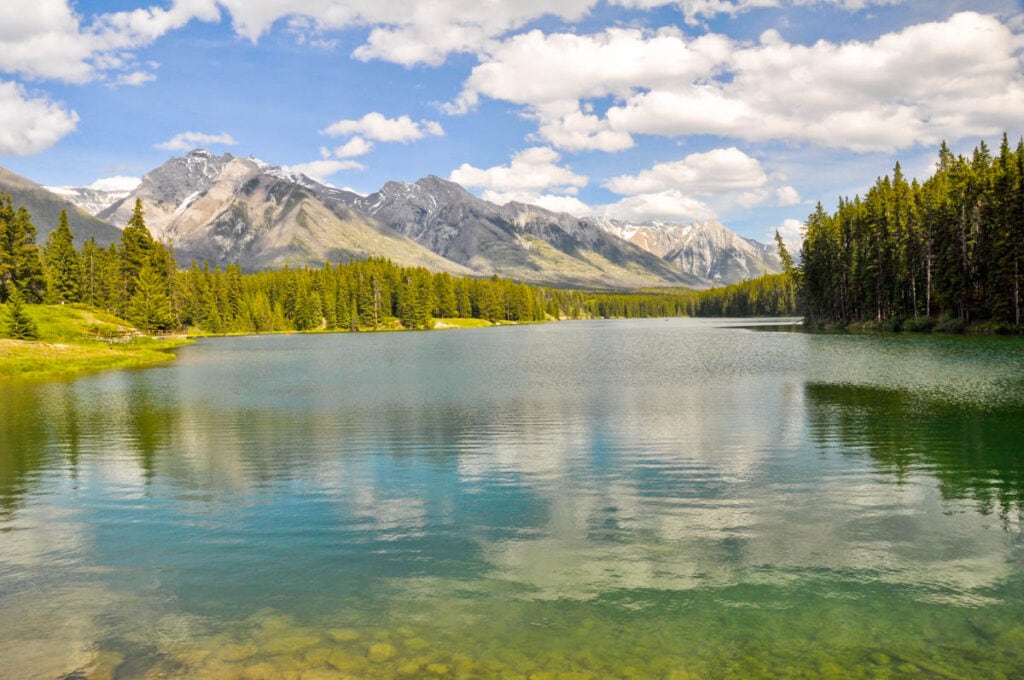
[590,218,780,283]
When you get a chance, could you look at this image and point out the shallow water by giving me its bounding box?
[1,318,1023,679]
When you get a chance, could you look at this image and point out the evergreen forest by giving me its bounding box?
[798,134,1024,332]
[1,189,806,338]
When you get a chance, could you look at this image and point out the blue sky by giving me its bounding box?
[1,0,1022,243]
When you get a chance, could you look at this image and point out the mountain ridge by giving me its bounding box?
[97,151,471,273]
[591,217,781,284]
[0,167,123,247]
[9,150,781,289]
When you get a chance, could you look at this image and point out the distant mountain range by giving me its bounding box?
[0,167,122,248]
[0,150,781,289]
[591,218,780,285]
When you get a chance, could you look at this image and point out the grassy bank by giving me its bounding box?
[0,305,542,381]
[0,304,191,381]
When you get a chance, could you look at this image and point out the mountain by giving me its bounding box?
[10,150,776,289]
[591,218,781,284]
[99,150,471,273]
[336,176,701,289]
[43,185,133,216]
[0,166,123,247]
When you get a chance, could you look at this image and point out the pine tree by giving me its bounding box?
[0,193,13,300]
[102,243,123,313]
[434,272,458,318]
[0,202,46,303]
[796,134,1023,330]
[120,199,155,303]
[4,283,38,339]
[127,265,174,332]
[79,237,105,307]
[45,210,81,304]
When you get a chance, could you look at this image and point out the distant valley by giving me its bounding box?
[2,150,780,289]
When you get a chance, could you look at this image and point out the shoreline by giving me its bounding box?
[0,336,192,382]
[18,306,1020,383]
[0,307,543,381]
[805,318,1023,336]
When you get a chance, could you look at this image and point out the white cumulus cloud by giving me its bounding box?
[322,112,444,143]
[451,28,730,112]
[214,0,596,66]
[604,147,767,195]
[451,147,590,215]
[451,11,1024,154]
[451,147,587,194]
[155,131,238,151]
[110,70,157,88]
[481,190,592,216]
[285,159,365,185]
[88,175,142,192]
[598,146,803,222]
[0,0,219,83]
[776,185,801,206]
[334,136,374,158]
[597,190,717,223]
[769,217,806,253]
[0,80,79,155]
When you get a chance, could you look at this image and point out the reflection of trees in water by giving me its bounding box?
[0,378,180,518]
[806,382,1024,523]
[0,386,50,518]
[126,381,174,482]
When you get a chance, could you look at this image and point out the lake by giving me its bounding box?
[2,318,1023,679]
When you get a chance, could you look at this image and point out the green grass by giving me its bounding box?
[0,303,191,381]
[432,317,495,329]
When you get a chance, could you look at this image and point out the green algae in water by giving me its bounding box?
[75,588,1024,678]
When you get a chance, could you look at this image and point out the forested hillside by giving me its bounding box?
[1,194,561,334]
[799,134,1023,332]
[3,189,802,341]
[580,273,798,319]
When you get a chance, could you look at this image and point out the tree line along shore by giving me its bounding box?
[797,133,1024,333]
[0,190,794,342]
[4,132,1021,377]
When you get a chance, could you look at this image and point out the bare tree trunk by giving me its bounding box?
[1015,258,1020,328]
[926,253,932,317]
[911,273,918,318]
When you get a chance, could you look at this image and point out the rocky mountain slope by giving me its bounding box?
[98,151,471,273]
[591,218,780,284]
[0,167,123,247]
[43,184,133,216]
[16,149,780,288]
[337,176,699,289]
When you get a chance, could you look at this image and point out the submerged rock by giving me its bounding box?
[299,668,349,680]
[261,634,322,656]
[367,642,397,663]
[217,643,259,663]
[85,651,125,680]
[404,636,431,651]
[326,648,368,673]
[396,660,422,676]
[327,628,361,643]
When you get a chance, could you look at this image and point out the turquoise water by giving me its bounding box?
[1,318,1023,679]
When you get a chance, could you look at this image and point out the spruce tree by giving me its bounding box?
[120,199,155,301]
[5,283,38,339]
[79,237,104,306]
[774,230,795,277]
[45,210,81,304]
[0,193,13,300]
[0,204,46,303]
[127,265,174,332]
